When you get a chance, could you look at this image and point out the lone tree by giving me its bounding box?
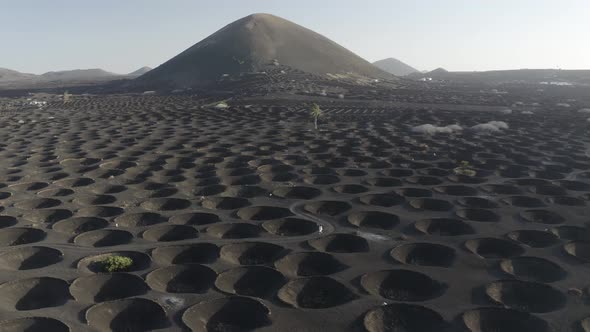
[310,103,322,130]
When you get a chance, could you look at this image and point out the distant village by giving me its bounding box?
[0,92,73,111]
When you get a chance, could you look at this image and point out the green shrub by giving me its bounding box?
[454,160,476,177]
[101,256,133,273]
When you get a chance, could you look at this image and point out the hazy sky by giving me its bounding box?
[3,0,590,74]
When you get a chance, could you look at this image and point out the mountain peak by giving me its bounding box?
[136,13,391,88]
[430,67,448,74]
[373,58,419,76]
[244,13,280,20]
[128,66,152,77]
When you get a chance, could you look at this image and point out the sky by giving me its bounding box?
[2,0,590,74]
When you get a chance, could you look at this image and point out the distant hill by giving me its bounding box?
[0,67,151,89]
[372,58,419,76]
[136,13,392,88]
[40,69,121,81]
[406,68,448,79]
[128,66,152,77]
[427,68,449,76]
[409,68,590,85]
[0,68,37,82]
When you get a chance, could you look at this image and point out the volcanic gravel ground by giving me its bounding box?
[0,95,589,331]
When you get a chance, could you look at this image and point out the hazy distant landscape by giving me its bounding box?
[0,66,151,89]
[1,7,590,332]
